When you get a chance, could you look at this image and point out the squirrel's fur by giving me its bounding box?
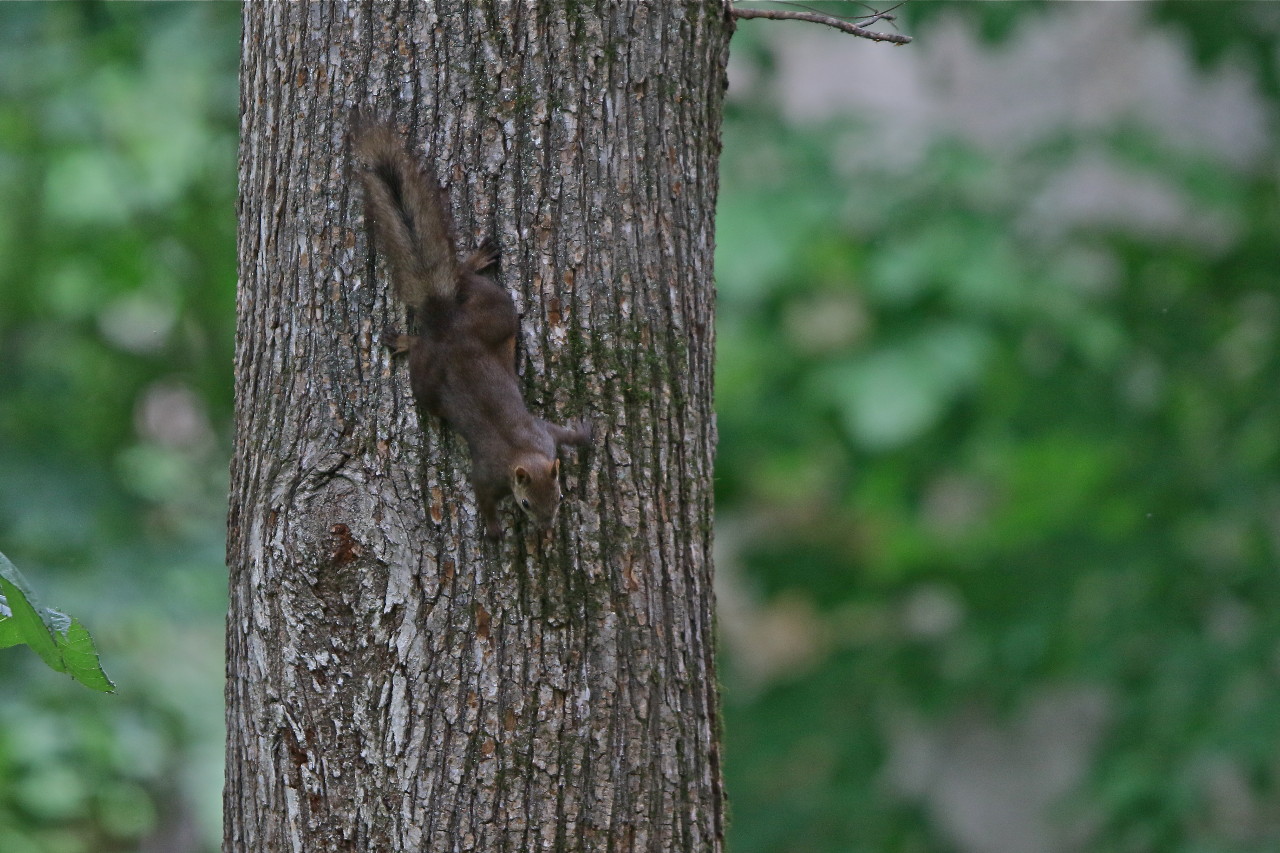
[353,125,458,307]
[354,123,591,539]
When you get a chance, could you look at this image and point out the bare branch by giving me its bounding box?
[787,0,902,29]
[851,2,906,31]
[731,2,913,45]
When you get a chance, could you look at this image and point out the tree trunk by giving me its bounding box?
[226,3,729,851]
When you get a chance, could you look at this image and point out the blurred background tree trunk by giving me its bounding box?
[226,3,729,851]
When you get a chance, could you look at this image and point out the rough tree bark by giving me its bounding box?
[226,2,730,851]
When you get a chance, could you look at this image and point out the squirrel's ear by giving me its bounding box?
[551,458,560,477]
[514,466,530,484]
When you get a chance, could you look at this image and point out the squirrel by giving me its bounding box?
[353,124,592,540]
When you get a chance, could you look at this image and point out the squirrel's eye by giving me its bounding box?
[521,499,530,510]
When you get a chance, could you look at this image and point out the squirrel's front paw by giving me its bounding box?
[574,418,595,446]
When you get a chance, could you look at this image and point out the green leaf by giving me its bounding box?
[821,324,993,450]
[0,574,60,669]
[0,595,21,648]
[58,617,117,692]
[0,550,115,692]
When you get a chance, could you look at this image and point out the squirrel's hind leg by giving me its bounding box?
[382,326,417,356]
[462,239,499,274]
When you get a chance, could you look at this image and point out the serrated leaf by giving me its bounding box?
[0,575,61,671]
[59,618,115,692]
[0,550,115,692]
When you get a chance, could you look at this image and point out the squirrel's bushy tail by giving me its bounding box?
[354,124,459,309]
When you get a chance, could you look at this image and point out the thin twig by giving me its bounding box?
[854,2,906,31]
[787,0,902,29]
[732,3,912,45]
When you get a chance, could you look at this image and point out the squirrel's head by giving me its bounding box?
[511,456,561,530]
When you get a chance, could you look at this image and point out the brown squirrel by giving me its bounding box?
[354,124,592,539]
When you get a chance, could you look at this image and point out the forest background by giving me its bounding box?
[1,3,1278,852]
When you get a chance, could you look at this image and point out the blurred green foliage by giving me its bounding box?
[3,3,1279,853]
[0,3,237,851]
[718,4,1280,852]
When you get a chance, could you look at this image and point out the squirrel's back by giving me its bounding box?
[354,124,459,310]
